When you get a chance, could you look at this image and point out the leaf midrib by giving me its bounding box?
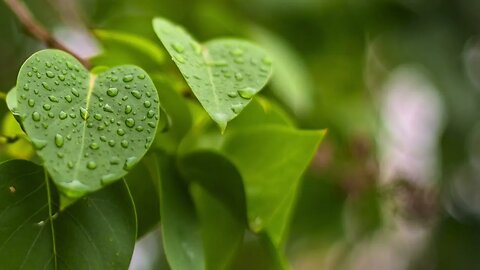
[72,74,97,181]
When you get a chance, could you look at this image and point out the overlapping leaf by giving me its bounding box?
[0,159,137,269]
[15,49,160,197]
[153,17,273,131]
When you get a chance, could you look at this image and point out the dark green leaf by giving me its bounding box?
[179,151,246,270]
[156,151,204,270]
[15,49,160,198]
[0,159,137,269]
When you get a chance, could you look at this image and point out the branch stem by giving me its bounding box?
[3,0,91,68]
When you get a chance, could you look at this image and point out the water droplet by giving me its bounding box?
[234,72,244,81]
[80,107,89,120]
[45,61,52,68]
[108,140,116,147]
[231,104,243,114]
[122,96,129,101]
[90,143,99,150]
[147,122,156,128]
[28,99,35,107]
[123,75,134,82]
[125,105,132,114]
[137,74,146,80]
[228,92,238,98]
[135,126,144,132]
[172,42,185,53]
[124,156,138,170]
[101,174,117,185]
[103,104,114,113]
[234,57,245,64]
[131,91,142,99]
[48,112,54,118]
[238,87,256,99]
[86,161,97,170]
[42,82,51,91]
[121,140,129,148]
[107,87,118,97]
[46,71,55,78]
[32,138,47,150]
[65,95,72,103]
[55,134,64,148]
[100,136,107,142]
[71,88,79,97]
[27,72,33,77]
[67,161,74,169]
[125,118,135,128]
[43,104,52,111]
[32,112,41,121]
[117,129,125,136]
[144,100,151,108]
[173,55,185,63]
[110,156,120,164]
[58,74,65,81]
[59,111,67,119]
[23,83,29,91]
[69,113,76,119]
[230,48,244,56]
[57,152,64,158]
[262,56,272,65]
[48,95,59,103]
[94,114,103,121]
[147,110,155,118]
[42,123,49,129]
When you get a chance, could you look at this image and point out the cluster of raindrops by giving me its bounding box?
[18,53,160,191]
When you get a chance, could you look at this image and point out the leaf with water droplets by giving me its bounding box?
[0,159,136,269]
[15,49,160,198]
[153,17,273,131]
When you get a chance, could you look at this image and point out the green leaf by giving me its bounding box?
[152,17,273,131]
[152,76,193,153]
[221,126,326,247]
[179,151,246,270]
[156,151,205,270]
[0,159,137,269]
[6,87,17,113]
[1,113,34,159]
[15,49,160,198]
[124,154,160,238]
[91,29,165,71]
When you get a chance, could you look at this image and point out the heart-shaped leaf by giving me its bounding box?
[15,49,160,197]
[0,159,137,269]
[153,17,273,131]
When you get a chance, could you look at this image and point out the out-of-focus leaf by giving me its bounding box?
[153,17,273,131]
[156,151,204,270]
[91,29,165,71]
[249,25,315,116]
[221,126,326,247]
[1,113,34,159]
[152,76,193,153]
[6,87,17,113]
[125,153,160,238]
[179,151,246,270]
[0,159,137,269]
[16,49,160,198]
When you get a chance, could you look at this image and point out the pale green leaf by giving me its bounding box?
[249,25,315,116]
[0,159,137,269]
[152,17,273,131]
[221,126,326,247]
[91,29,165,71]
[15,49,160,198]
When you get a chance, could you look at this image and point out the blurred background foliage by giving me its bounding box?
[2,0,480,269]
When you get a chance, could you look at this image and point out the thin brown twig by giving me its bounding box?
[3,0,91,68]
